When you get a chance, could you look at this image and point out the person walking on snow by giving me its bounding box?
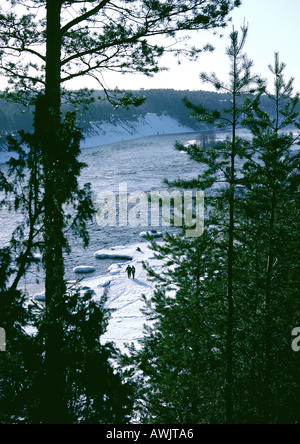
[131,266,136,279]
[126,265,132,279]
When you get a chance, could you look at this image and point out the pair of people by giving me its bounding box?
[126,265,136,279]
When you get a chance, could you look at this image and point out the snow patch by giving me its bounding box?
[80,113,195,149]
[25,242,165,351]
[140,230,163,239]
[0,150,18,165]
[98,279,111,288]
[32,293,45,302]
[73,265,96,274]
[108,264,122,275]
[83,242,164,350]
[94,245,135,260]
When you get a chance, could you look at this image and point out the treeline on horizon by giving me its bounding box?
[1,89,297,141]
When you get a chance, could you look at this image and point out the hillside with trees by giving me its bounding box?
[1,89,298,147]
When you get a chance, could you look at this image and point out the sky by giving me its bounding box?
[69,0,300,93]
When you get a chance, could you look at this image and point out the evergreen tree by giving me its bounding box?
[0,100,134,423]
[36,286,134,424]
[128,42,300,424]
[126,232,229,423]
[0,105,45,423]
[0,248,39,423]
[127,25,266,424]
[235,53,300,423]
[174,25,262,422]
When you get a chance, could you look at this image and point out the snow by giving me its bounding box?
[108,263,123,275]
[26,242,164,351]
[140,230,163,239]
[97,278,111,288]
[80,113,195,149]
[94,246,134,260]
[32,253,42,262]
[0,111,198,167]
[83,242,164,350]
[0,113,195,164]
[32,293,45,302]
[0,149,18,165]
[73,265,96,274]
[185,139,199,147]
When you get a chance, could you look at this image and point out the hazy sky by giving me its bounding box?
[68,0,300,93]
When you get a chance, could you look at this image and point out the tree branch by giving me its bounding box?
[61,0,111,36]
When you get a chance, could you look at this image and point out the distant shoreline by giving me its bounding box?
[0,113,197,165]
[79,113,196,149]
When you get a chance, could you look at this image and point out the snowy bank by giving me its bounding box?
[80,113,195,149]
[27,241,162,347]
[83,242,164,350]
[0,113,195,164]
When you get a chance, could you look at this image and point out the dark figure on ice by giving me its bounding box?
[131,266,136,279]
[126,265,132,279]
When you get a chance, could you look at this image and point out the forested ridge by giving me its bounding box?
[1,89,296,141]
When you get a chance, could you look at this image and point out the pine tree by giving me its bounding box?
[236,53,300,423]
[128,25,264,424]
[175,25,262,422]
[0,101,134,423]
[35,286,134,424]
[0,105,45,423]
[0,248,34,423]
[0,101,92,423]
[127,232,228,423]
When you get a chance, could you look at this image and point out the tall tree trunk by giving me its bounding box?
[40,0,68,424]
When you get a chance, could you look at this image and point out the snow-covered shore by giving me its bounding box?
[80,113,195,149]
[82,242,163,350]
[0,113,195,164]
[30,242,163,351]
